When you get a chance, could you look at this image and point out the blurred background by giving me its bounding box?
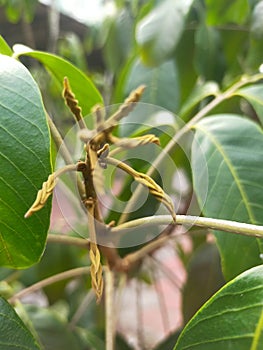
[1,0,261,349]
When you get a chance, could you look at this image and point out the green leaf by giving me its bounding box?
[136,0,194,65]
[183,243,225,324]
[25,305,82,350]
[180,81,219,119]
[205,0,250,25]
[13,44,103,118]
[0,36,13,56]
[124,58,180,112]
[250,1,263,39]
[191,115,263,280]
[246,2,263,71]
[174,265,263,350]
[235,85,263,125]
[246,37,263,72]
[5,0,22,23]
[0,54,51,268]
[175,29,197,104]
[154,330,181,350]
[0,297,40,349]
[220,29,248,78]
[194,23,225,81]
[103,8,134,73]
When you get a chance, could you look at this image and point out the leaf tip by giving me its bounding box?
[24,210,31,219]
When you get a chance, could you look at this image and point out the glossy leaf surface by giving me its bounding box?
[0,54,51,267]
[13,45,103,118]
[191,115,263,280]
[175,265,263,350]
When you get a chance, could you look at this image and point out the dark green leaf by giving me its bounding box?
[205,0,250,25]
[0,54,52,268]
[174,265,263,350]
[183,243,225,324]
[0,297,40,349]
[13,45,103,119]
[36,240,80,303]
[194,23,225,81]
[191,115,263,280]
[25,305,82,350]
[154,330,181,350]
[0,35,13,56]
[136,0,194,65]
[175,29,197,105]
[220,29,248,78]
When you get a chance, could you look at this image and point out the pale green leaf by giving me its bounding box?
[191,114,263,280]
[0,36,12,56]
[136,0,194,65]
[13,44,103,118]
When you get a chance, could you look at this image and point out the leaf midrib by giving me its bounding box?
[250,308,263,350]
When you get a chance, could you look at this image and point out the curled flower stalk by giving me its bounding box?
[25,82,177,302]
[24,164,77,218]
[105,156,176,222]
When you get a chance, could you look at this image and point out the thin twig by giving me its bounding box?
[8,267,91,304]
[123,236,170,269]
[106,157,175,221]
[47,114,73,165]
[47,113,85,199]
[104,85,145,129]
[47,234,90,249]
[112,214,263,238]
[118,74,263,224]
[105,266,115,350]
